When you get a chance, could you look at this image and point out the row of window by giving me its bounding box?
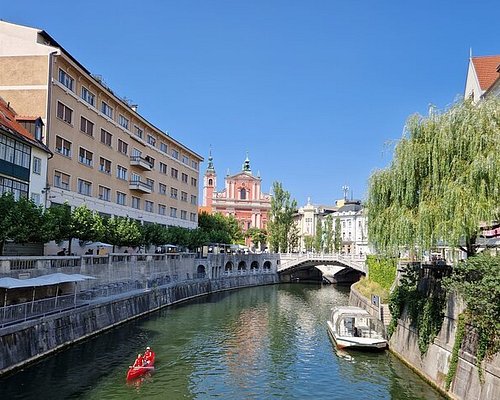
[0,176,29,200]
[0,133,32,169]
[53,169,197,204]
[55,132,198,188]
[58,69,199,170]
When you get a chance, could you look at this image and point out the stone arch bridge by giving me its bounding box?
[277,253,367,283]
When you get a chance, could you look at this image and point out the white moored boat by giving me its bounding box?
[327,306,387,350]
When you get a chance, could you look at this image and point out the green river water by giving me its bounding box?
[0,283,445,399]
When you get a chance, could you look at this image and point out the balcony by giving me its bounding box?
[129,179,152,194]
[130,155,153,171]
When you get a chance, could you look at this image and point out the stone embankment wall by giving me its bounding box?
[348,286,391,326]
[351,286,500,400]
[0,272,278,375]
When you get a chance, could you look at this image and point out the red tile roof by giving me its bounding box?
[0,97,51,153]
[472,55,500,91]
[0,98,35,141]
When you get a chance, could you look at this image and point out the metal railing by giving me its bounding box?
[278,252,367,273]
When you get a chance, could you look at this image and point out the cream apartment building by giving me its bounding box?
[0,21,202,228]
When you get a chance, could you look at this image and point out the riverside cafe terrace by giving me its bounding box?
[0,273,95,327]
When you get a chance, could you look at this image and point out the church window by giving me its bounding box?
[208,178,213,186]
[240,188,246,200]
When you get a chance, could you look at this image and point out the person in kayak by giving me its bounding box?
[144,347,155,365]
[132,353,145,367]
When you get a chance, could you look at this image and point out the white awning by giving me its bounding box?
[0,273,95,289]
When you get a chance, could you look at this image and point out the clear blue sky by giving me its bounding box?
[3,1,499,205]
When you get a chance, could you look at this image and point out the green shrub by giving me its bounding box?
[366,255,397,291]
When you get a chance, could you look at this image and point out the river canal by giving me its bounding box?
[0,283,445,399]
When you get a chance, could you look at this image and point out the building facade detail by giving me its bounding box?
[294,196,370,255]
[201,154,271,243]
[0,21,203,228]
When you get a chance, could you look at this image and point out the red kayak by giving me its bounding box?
[126,352,156,380]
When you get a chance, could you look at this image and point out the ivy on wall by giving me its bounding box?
[366,255,397,291]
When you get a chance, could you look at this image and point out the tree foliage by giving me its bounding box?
[314,218,323,253]
[267,182,297,252]
[367,98,500,256]
[246,227,267,250]
[334,217,342,252]
[198,212,243,244]
[324,215,333,253]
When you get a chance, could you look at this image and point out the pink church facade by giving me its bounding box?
[202,155,271,245]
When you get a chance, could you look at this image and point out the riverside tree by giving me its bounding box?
[324,215,333,253]
[367,98,500,256]
[267,182,297,252]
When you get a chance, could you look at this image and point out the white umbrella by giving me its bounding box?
[85,242,113,249]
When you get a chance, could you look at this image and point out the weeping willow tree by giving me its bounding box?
[367,98,500,256]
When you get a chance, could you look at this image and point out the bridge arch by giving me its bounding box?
[263,261,271,270]
[250,261,259,270]
[225,261,233,272]
[237,261,247,270]
[197,265,206,277]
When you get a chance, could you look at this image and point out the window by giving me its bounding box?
[31,192,41,205]
[58,69,74,91]
[191,177,197,187]
[78,179,92,196]
[80,116,94,136]
[240,188,246,200]
[134,125,143,139]
[54,170,70,190]
[171,168,178,179]
[131,196,140,209]
[32,157,42,175]
[146,156,154,168]
[99,157,111,174]
[0,134,30,168]
[171,149,179,159]
[132,148,141,158]
[191,160,198,170]
[180,210,187,220]
[191,195,197,205]
[99,186,111,201]
[0,177,29,200]
[81,86,95,106]
[79,147,93,167]
[158,204,166,215]
[147,178,154,191]
[147,134,156,146]
[190,212,196,222]
[170,187,178,199]
[100,129,112,146]
[55,136,72,157]
[160,142,168,153]
[56,101,73,124]
[116,191,126,206]
[170,207,177,218]
[119,114,129,130]
[116,165,127,180]
[181,173,188,183]
[118,139,128,155]
[182,155,189,165]
[159,162,167,174]
[101,101,113,118]
[181,191,187,202]
[131,172,141,183]
[159,183,167,195]
[145,200,154,212]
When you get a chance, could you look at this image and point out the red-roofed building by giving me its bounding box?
[465,55,500,102]
[0,97,51,205]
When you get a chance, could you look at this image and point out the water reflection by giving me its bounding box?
[0,284,445,399]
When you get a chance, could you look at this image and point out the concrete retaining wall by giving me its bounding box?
[349,286,391,325]
[390,293,500,400]
[0,273,278,375]
[350,286,500,399]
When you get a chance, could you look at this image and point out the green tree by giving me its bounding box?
[44,203,73,245]
[303,235,314,252]
[104,217,142,250]
[314,218,323,253]
[142,223,168,247]
[367,98,500,256]
[324,215,333,253]
[71,205,104,247]
[267,182,297,252]
[198,212,243,244]
[0,193,45,254]
[246,227,267,250]
[287,224,299,253]
[334,217,342,252]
